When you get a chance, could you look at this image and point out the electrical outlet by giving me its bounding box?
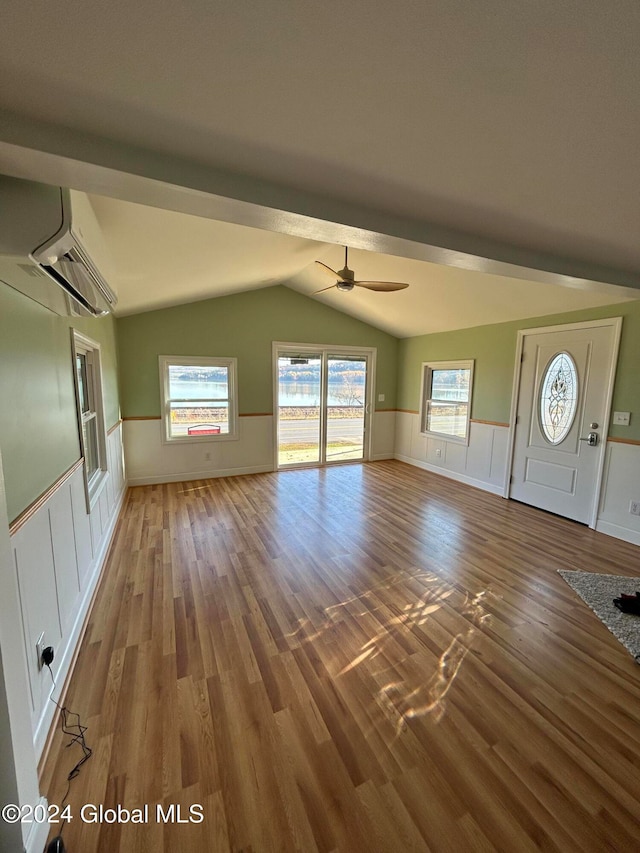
[378,393,385,402]
[204,452,211,462]
[435,448,442,458]
[36,631,45,669]
[630,501,640,516]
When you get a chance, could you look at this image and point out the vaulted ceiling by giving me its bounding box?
[1,1,639,334]
[89,194,633,336]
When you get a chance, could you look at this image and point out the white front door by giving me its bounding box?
[510,319,621,524]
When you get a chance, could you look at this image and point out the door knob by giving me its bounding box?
[579,432,599,447]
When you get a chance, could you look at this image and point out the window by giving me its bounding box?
[159,355,238,442]
[539,351,578,445]
[421,360,474,443]
[72,330,108,508]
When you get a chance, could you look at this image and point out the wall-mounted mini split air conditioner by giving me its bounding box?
[0,174,117,317]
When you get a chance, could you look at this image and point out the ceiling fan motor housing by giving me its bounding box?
[337,281,355,291]
[338,266,355,281]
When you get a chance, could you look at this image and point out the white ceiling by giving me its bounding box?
[284,245,633,338]
[2,1,640,333]
[88,194,328,315]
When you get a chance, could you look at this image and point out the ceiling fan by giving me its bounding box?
[314,247,409,293]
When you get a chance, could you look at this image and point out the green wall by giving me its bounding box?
[0,283,120,522]
[398,299,640,440]
[5,270,638,522]
[117,285,398,417]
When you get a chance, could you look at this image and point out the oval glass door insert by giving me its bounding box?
[539,352,579,444]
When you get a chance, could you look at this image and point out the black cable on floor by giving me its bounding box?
[46,663,93,838]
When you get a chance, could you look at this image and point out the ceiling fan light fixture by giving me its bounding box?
[313,246,409,294]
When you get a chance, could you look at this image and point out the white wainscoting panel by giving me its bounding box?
[490,429,510,483]
[371,410,396,460]
[125,416,274,485]
[89,503,101,558]
[394,412,508,495]
[48,485,81,637]
[597,441,640,546]
[108,422,126,506]
[70,471,93,587]
[395,410,413,458]
[12,511,62,717]
[10,423,127,758]
[127,412,395,485]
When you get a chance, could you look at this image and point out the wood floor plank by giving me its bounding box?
[42,461,640,851]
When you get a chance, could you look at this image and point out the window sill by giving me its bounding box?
[161,432,239,446]
[421,430,470,446]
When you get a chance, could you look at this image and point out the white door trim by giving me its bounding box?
[503,317,623,528]
[271,341,377,471]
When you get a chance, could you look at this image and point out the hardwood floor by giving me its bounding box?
[41,460,640,852]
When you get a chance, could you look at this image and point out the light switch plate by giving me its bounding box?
[377,393,385,402]
[613,411,631,426]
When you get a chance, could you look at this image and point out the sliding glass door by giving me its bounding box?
[275,345,373,469]
[276,352,323,466]
[325,355,368,463]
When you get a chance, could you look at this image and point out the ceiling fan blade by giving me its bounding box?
[355,281,410,292]
[314,284,338,294]
[315,261,343,280]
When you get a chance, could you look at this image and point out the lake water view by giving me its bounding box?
[174,380,464,407]
[171,380,365,407]
[279,383,364,407]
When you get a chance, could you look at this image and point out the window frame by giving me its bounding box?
[159,355,239,444]
[71,330,108,511]
[420,359,474,445]
[538,350,579,445]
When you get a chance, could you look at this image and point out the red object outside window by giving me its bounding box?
[187,424,221,435]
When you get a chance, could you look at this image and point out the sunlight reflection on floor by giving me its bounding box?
[306,572,491,737]
[288,570,494,738]
[380,590,492,730]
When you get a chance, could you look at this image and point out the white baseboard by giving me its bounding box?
[128,463,273,487]
[370,453,394,461]
[33,482,128,759]
[394,453,505,496]
[595,519,640,547]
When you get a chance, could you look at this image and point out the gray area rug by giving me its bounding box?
[558,570,640,662]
